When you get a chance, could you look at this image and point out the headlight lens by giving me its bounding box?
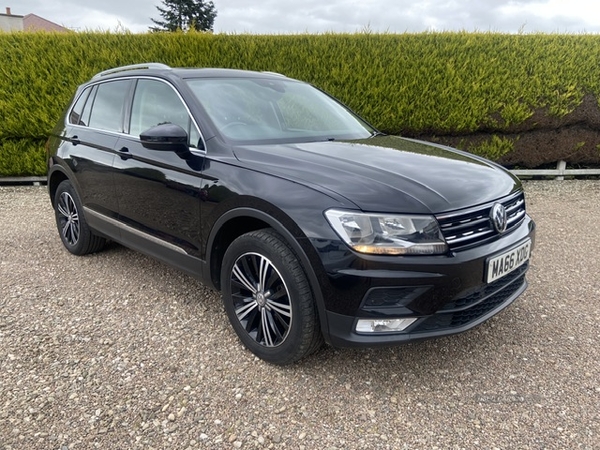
[324,209,448,255]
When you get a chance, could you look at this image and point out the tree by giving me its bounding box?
[150,0,217,32]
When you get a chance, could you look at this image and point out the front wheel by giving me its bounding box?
[221,229,323,365]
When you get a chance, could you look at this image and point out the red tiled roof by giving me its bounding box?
[23,13,69,32]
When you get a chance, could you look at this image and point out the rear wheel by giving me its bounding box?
[54,180,106,255]
[221,229,323,365]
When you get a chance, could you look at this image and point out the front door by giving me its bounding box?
[112,78,206,271]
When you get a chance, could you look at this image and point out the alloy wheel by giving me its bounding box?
[229,252,293,347]
[57,191,80,246]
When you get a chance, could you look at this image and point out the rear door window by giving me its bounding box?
[88,80,131,133]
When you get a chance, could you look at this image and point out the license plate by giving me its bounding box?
[486,240,531,283]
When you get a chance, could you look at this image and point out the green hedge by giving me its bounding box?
[0,139,46,176]
[2,31,600,175]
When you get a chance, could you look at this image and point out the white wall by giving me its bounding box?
[0,15,24,32]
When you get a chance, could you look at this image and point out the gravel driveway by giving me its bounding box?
[1,181,599,449]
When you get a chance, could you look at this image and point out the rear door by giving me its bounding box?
[65,80,132,220]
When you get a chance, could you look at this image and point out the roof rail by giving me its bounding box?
[92,63,171,79]
[261,71,286,77]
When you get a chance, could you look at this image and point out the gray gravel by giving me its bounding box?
[1,181,599,450]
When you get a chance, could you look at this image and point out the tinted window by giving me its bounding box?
[88,80,130,132]
[69,88,91,125]
[130,79,200,148]
[79,85,97,129]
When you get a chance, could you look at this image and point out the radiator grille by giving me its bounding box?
[436,192,526,251]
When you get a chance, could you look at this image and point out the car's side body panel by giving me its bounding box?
[60,126,120,219]
[112,136,204,257]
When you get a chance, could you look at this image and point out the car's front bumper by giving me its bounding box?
[316,216,535,347]
[326,263,527,347]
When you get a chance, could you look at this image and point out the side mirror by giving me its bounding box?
[140,123,189,152]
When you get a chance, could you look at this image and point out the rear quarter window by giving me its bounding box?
[69,88,91,126]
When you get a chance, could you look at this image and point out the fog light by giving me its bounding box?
[355,318,417,333]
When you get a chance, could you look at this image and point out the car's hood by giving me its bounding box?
[232,135,521,214]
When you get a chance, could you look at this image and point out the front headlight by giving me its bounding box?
[324,209,448,255]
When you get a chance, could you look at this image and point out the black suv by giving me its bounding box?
[47,63,535,364]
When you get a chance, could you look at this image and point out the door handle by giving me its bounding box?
[118,146,132,160]
[70,135,80,146]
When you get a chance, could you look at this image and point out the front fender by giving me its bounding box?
[206,201,345,345]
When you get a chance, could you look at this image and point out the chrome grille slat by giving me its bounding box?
[507,209,526,225]
[446,229,495,245]
[436,192,527,251]
[505,198,524,214]
[441,217,489,234]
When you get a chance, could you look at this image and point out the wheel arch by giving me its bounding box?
[206,207,331,340]
[47,164,73,207]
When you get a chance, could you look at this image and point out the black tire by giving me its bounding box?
[54,180,106,256]
[221,229,323,365]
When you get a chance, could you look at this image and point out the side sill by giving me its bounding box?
[83,207,209,283]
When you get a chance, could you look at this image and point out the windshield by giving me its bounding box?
[186,77,374,144]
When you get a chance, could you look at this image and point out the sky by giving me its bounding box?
[9,0,600,34]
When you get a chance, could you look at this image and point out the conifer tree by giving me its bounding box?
[150,0,217,32]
